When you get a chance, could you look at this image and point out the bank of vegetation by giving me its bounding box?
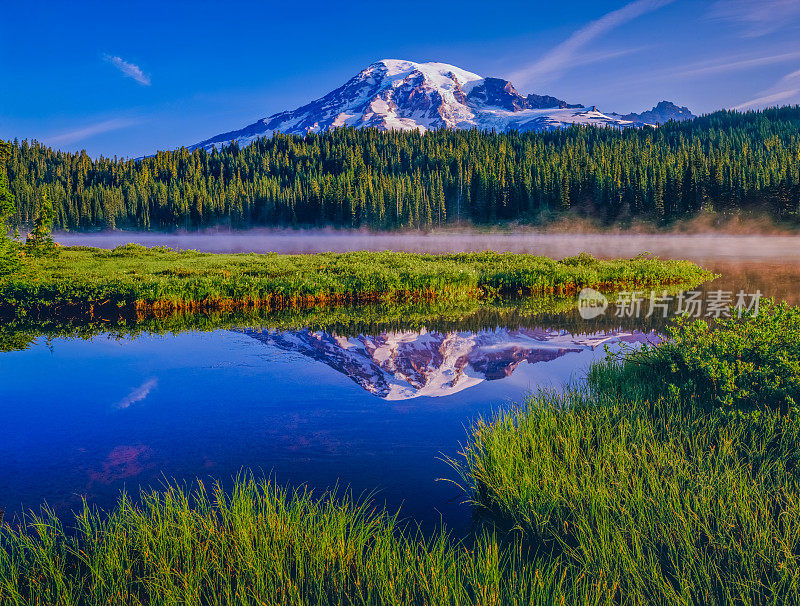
[2,302,799,604]
[5,106,800,231]
[0,245,710,317]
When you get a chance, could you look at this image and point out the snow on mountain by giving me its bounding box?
[191,59,693,151]
[241,327,658,400]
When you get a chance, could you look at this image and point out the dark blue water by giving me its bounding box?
[0,326,656,532]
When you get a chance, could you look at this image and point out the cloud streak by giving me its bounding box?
[117,378,158,409]
[510,0,675,86]
[668,51,800,80]
[103,54,151,86]
[584,51,800,103]
[733,67,800,110]
[46,118,141,145]
[709,0,800,37]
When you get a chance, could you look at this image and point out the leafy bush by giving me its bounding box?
[593,301,800,414]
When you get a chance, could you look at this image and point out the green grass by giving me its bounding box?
[453,306,800,604]
[0,478,580,606]
[455,391,800,604]
[0,245,711,316]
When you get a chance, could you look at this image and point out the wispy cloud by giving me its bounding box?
[733,67,800,110]
[509,0,675,86]
[46,118,142,145]
[669,51,800,80]
[589,50,800,100]
[103,54,151,86]
[709,0,800,37]
[117,378,158,409]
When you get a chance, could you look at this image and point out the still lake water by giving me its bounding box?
[0,327,654,533]
[2,232,799,533]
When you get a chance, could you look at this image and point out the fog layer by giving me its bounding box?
[53,228,800,263]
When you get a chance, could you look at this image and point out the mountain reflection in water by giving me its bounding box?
[0,323,654,533]
[243,327,660,400]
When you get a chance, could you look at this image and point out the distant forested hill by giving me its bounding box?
[5,106,800,231]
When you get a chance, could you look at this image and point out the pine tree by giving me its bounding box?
[26,190,57,257]
[0,140,21,275]
[3,107,800,231]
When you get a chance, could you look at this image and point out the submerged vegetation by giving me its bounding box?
[0,245,710,317]
[3,303,800,604]
[5,106,800,232]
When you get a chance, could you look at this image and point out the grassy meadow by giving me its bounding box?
[2,301,800,604]
[0,480,575,606]
[0,245,711,316]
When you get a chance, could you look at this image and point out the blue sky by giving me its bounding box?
[2,0,800,158]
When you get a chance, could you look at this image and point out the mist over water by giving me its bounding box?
[54,228,800,262]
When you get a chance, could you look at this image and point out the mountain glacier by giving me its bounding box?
[191,59,694,151]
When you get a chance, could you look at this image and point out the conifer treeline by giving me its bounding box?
[5,106,800,230]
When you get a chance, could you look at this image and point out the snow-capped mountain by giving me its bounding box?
[241,327,658,400]
[191,60,694,151]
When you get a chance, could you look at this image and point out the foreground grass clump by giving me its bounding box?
[457,307,800,605]
[0,479,580,606]
[457,392,800,604]
[0,245,710,315]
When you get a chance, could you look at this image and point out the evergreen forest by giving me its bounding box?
[5,106,800,231]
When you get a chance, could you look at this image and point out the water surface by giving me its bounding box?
[3,232,799,531]
[0,325,651,533]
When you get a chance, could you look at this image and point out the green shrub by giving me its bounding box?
[592,300,800,414]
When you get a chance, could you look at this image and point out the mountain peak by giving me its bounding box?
[369,59,483,89]
[621,100,695,125]
[190,60,693,151]
[241,327,655,400]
